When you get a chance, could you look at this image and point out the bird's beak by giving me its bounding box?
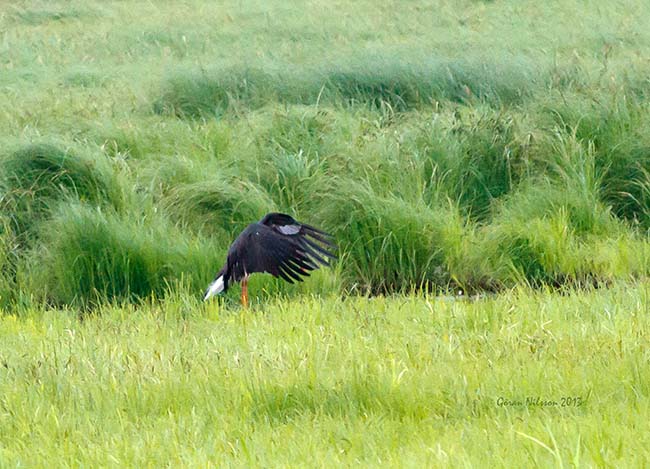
[203,276,224,301]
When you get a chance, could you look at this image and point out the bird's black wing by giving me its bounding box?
[233,214,336,284]
[259,213,337,264]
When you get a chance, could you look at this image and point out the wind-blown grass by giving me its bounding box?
[154,56,548,118]
[319,181,466,293]
[2,0,650,305]
[5,92,650,304]
[0,142,126,240]
[163,176,275,237]
[25,203,222,307]
[3,0,650,466]
[543,92,650,228]
[411,106,532,220]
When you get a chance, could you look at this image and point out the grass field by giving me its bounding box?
[2,0,650,466]
[1,286,650,466]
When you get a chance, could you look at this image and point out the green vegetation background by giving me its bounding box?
[2,0,650,307]
[1,1,650,466]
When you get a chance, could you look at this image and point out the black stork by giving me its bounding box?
[203,213,337,307]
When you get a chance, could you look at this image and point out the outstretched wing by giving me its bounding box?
[232,214,336,284]
[259,213,337,261]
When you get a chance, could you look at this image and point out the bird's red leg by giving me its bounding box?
[241,277,249,308]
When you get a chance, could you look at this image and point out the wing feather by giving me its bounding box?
[299,237,337,260]
[276,264,295,283]
[301,227,336,247]
[278,263,302,282]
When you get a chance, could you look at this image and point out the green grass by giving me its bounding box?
[1,285,649,466]
[2,0,650,465]
[25,203,222,307]
[153,55,546,118]
[1,142,126,239]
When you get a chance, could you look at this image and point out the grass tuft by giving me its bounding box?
[540,92,650,228]
[319,181,465,293]
[27,203,222,307]
[0,142,125,240]
[414,106,531,219]
[163,176,275,236]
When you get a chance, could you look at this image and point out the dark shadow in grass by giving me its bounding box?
[63,69,110,88]
[9,6,100,25]
[248,381,481,423]
[153,56,548,119]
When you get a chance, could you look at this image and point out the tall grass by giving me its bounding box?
[163,176,275,237]
[543,92,650,229]
[411,106,532,220]
[5,95,650,304]
[25,203,222,307]
[4,92,650,305]
[318,180,465,293]
[2,0,650,306]
[0,142,126,240]
[0,216,18,309]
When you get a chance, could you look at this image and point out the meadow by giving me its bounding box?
[1,287,650,466]
[1,0,650,465]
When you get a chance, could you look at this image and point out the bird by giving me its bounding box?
[203,212,337,307]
